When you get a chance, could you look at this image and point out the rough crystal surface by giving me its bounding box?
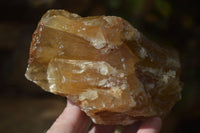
[25,9,182,125]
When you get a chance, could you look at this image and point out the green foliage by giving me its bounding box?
[128,0,146,15]
[108,0,121,9]
[155,0,171,18]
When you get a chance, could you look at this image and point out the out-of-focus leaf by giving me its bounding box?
[128,0,146,16]
[108,0,121,9]
[155,0,171,18]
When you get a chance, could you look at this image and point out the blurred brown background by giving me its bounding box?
[0,0,199,132]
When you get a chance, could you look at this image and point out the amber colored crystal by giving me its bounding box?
[25,10,182,125]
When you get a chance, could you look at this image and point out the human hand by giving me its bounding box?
[47,100,162,133]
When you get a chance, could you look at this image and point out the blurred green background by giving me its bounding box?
[0,0,199,132]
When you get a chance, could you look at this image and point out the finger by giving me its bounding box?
[137,117,162,133]
[88,124,116,133]
[47,100,90,133]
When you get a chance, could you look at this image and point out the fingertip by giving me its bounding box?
[137,117,162,133]
[47,100,90,133]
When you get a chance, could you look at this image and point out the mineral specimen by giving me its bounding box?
[25,9,182,125]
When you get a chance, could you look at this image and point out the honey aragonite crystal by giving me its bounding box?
[25,9,182,125]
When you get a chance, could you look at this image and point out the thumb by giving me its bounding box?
[137,117,162,133]
[47,100,90,133]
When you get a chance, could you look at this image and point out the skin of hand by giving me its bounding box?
[47,100,162,133]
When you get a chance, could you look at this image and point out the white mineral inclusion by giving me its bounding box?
[123,64,126,70]
[109,87,123,98]
[58,51,65,55]
[99,64,109,75]
[142,67,176,84]
[121,58,127,70]
[121,84,127,90]
[98,79,108,86]
[119,73,125,78]
[62,76,66,83]
[140,47,148,58]
[82,27,86,31]
[121,58,125,62]
[59,44,64,49]
[90,39,106,49]
[79,90,98,101]
[49,84,56,92]
[161,70,176,84]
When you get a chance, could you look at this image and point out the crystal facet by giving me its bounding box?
[25,9,182,125]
